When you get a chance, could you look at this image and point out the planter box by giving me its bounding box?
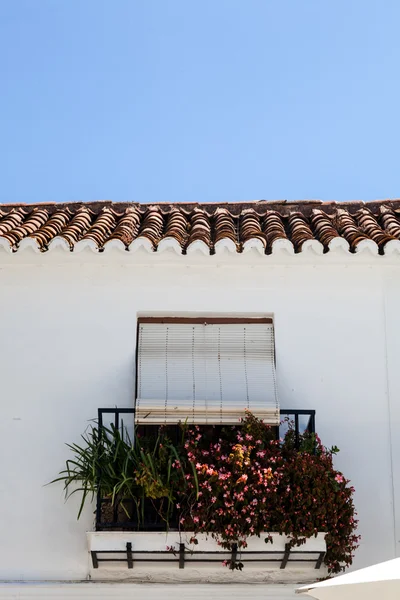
[87,531,327,583]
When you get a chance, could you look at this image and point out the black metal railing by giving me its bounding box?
[95,407,316,532]
[279,409,316,449]
[90,540,325,570]
[95,408,136,531]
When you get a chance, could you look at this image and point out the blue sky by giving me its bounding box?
[1,0,400,204]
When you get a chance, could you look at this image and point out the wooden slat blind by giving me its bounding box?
[136,320,279,424]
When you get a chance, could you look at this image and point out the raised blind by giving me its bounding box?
[136,322,279,424]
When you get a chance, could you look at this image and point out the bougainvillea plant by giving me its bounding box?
[176,412,359,573]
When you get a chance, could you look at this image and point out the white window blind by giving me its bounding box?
[135,320,279,424]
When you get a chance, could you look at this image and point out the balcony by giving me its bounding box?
[94,408,316,533]
[83,407,326,581]
[53,406,358,581]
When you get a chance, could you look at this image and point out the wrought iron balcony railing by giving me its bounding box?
[95,407,316,532]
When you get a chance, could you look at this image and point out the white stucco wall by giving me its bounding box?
[0,246,399,585]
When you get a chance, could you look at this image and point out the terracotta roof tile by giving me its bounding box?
[310,209,339,247]
[187,208,211,248]
[29,208,72,248]
[1,208,49,246]
[379,205,400,238]
[108,207,141,247]
[0,207,27,237]
[81,207,117,248]
[164,208,189,247]
[138,207,164,247]
[355,208,395,249]
[1,199,400,255]
[213,207,238,248]
[335,209,369,251]
[240,209,266,249]
[262,210,288,251]
[58,207,92,249]
[287,211,315,251]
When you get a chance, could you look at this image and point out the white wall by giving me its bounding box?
[0,247,399,580]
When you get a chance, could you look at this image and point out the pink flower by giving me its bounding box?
[335,474,344,483]
[193,516,200,523]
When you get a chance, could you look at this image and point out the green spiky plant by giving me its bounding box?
[50,422,188,527]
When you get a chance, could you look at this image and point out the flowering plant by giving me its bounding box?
[53,411,359,574]
[176,412,359,573]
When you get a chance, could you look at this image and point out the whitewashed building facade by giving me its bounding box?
[1,199,400,599]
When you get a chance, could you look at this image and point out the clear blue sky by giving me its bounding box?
[1,0,400,205]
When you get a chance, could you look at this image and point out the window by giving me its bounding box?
[135,317,279,424]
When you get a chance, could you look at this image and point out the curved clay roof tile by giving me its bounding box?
[310,209,340,247]
[335,209,369,250]
[0,208,27,239]
[163,208,189,246]
[287,212,315,251]
[213,207,238,246]
[138,207,165,247]
[2,208,49,246]
[29,209,72,248]
[58,207,92,248]
[379,205,400,239]
[81,207,117,248]
[262,210,287,251]
[108,207,141,247]
[239,208,266,247]
[187,208,211,247]
[355,208,395,249]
